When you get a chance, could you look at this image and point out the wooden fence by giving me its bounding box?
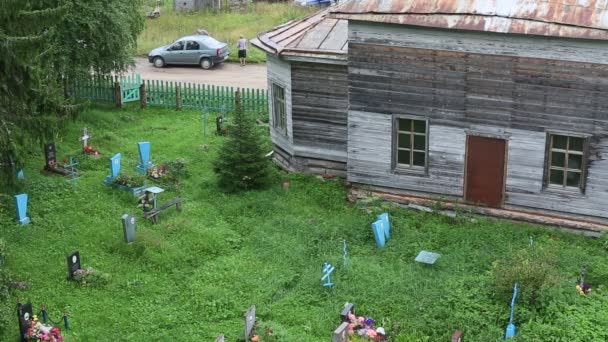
[73,77,268,116]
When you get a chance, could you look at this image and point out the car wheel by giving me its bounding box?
[153,57,165,68]
[200,58,212,70]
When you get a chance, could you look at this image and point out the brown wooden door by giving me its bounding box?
[465,136,507,208]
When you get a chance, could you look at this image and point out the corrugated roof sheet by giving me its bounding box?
[252,8,348,60]
[331,0,608,40]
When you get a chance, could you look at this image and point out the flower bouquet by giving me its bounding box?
[25,315,63,341]
[576,283,591,295]
[346,313,387,342]
[148,165,167,180]
[82,145,100,157]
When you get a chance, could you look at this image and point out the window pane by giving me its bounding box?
[414,135,426,150]
[568,154,582,170]
[398,150,410,165]
[399,119,412,132]
[413,120,426,133]
[566,171,581,187]
[398,134,411,148]
[413,152,425,167]
[569,137,584,152]
[551,152,565,168]
[549,169,563,185]
[553,135,567,149]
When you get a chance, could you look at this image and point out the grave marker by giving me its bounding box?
[342,240,348,267]
[16,169,24,180]
[121,214,136,243]
[340,303,354,323]
[14,194,30,225]
[215,335,225,342]
[136,142,151,174]
[322,262,335,288]
[105,153,122,184]
[44,143,57,168]
[332,322,349,342]
[79,128,92,148]
[66,251,81,280]
[372,220,386,248]
[505,283,518,339]
[17,301,33,342]
[415,251,440,265]
[377,213,391,239]
[244,305,256,341]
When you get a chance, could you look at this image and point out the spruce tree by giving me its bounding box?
[213,91,271,192]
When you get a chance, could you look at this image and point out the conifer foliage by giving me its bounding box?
[213,91,271,192]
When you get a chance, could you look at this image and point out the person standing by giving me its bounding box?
[237,36,248,66]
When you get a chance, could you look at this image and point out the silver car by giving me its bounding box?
[148,35,230,70]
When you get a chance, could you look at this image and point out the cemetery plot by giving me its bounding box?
[42,143,78,177]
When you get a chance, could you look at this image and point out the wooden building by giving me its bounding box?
[252,9,349,176]
[330,0,608,229]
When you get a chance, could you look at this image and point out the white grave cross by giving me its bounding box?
[79,128,92,148]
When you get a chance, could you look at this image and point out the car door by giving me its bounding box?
[164,41,185,64]
[183,40,202,65]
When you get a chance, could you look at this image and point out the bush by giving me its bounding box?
[113,173,145,188]
[213,91,271,192]
[492,247,559,306]
[72,267,110,288]
[0,239,11,335]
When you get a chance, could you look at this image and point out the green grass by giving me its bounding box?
[137,2,316,63]
[2,105,608,341]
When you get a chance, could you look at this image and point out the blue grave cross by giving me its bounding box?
[321,262,335,288]
[529,236,534,247]
[63,157,79,183]
[14,194,30,225]
[16,169,24,180]
[136,142,152,174]
[505,283,518,339]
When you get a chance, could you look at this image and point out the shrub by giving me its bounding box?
[113,173,145,188]
[72,267,110,288]
[492,247,559,306]
[213,91,271,192]
[0,239,11,335]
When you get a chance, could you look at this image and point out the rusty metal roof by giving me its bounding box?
[331,0,608,40]
[252,8,348,61]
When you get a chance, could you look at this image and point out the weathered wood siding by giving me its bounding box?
[267,55,293,156]
[291,62,348,162]
[347,22,608,221]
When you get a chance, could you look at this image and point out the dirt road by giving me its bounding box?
[132,57,267,89]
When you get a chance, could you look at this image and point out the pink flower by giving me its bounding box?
[348,313,356,321]
[358,316,365,325]
[348,323,355,330]
[367,329,378,338]
[347,329,354,335]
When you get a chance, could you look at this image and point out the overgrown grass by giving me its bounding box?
[137,2,316,63]
[1,105,608,341]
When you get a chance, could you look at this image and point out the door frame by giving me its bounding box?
[463,132,509,207]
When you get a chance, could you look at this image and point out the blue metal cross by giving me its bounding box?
[505,283,518,339]
[343,240,348,268]
[321,262,335,288]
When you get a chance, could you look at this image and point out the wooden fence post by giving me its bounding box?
[176,84,182,110]
[114,81,122,109]
[140,83,147,109]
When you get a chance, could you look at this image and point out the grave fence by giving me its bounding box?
[72,75,268,118]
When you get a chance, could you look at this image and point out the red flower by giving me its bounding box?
[62,158,68,164]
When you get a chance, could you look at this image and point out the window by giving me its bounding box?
[185,41,200,50]
[169,41,184,51]
[547,134,587,189]
[394,118,427,169]
[272,83,286,132]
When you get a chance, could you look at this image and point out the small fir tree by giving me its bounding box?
[213,91,271,192]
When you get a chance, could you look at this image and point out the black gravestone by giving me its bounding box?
[44,143,57,167]
[340,303,354,323]
[67,251,81,279]
[121,214,136,243]
[244,305,256,340]
[17,301,33,342]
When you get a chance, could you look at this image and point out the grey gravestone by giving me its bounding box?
[67,251,81,279]
[44,143,57,167]
[415,251,441,265]
[333,322,349,342]
[121,214,136,243]
[244,305,256,340]
[340,303,354,323]
[452,330,463,342]
[17,301,33,340]
[215,335,224,342]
